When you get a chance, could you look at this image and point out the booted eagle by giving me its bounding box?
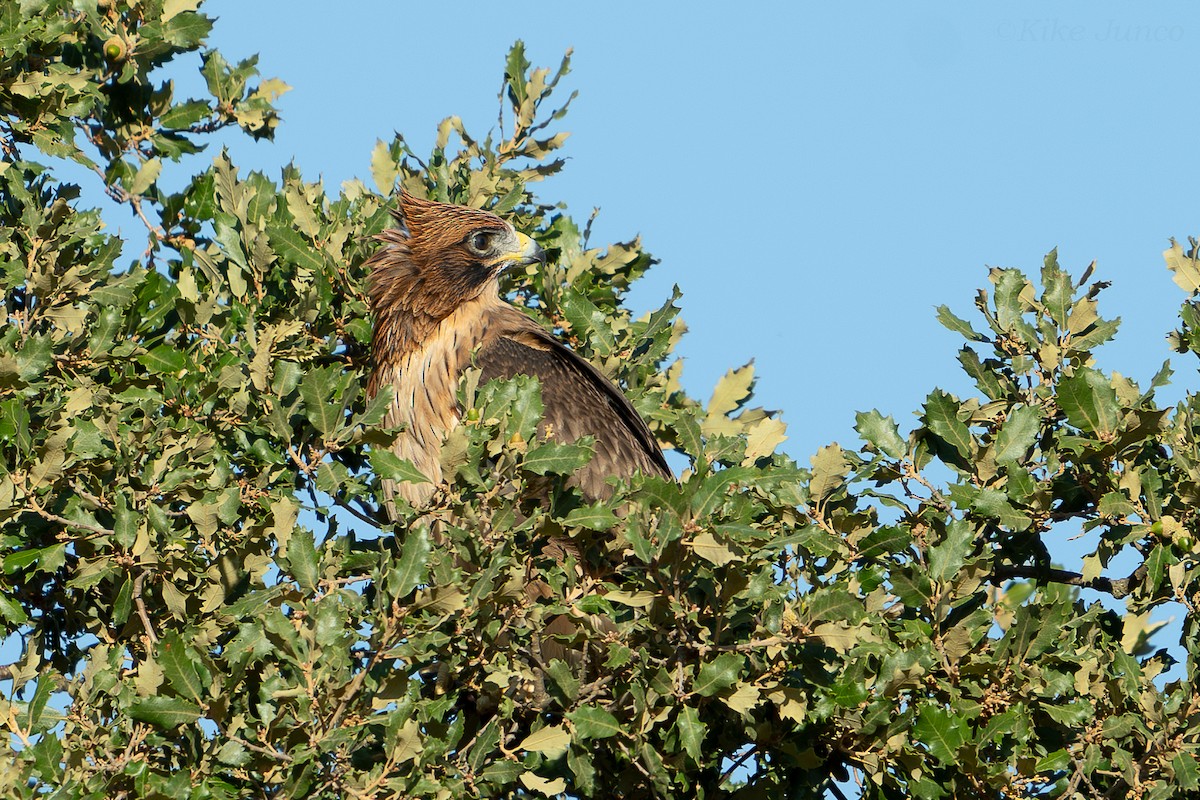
[366,191,670,513]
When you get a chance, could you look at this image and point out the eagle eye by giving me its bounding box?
[466,231,496,256]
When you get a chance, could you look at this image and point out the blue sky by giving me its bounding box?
[193,0,1199,462]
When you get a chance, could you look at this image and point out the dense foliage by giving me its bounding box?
[3,3,1200,798]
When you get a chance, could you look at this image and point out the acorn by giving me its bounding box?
[103,36,127,63]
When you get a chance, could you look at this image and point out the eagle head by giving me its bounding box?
[367,190,544,328]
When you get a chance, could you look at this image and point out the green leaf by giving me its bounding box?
[1034,748,1070,773]
[1173,753,1200,790]
[855,409,906,458]
[113,576,133,625]
[690,466,754,518]
[562,503,619,531]
[693,653,743,697]
[268,223,325,274]
[517,723,570,757]
[923,389,973,459]
[914,704,966,765]
[928,520,974,583]
[129,157,162,195]
[567,705,621,740]
[288,528,319,591]
[113,492,137,548]
[505,41,532,107]
[300,367,342,436]
[161,10,212,48]
[391,526,431,599]
[159,632,205,702]
[1040,249,1073,327]
[369,450,429,485]
[689,531,739,566]
[1058,368,1120,437]
[993,404,1042,463]
[808,443,849,501]
[805,588,865,624]
[523,440,593,476]
[935,305,987,341]
[676,706,705,762]
[136,344,187,375]
[706,364,755,421]
[561,290,616,356]
[27,674,52,732]
[159,100,212,130]
[856,525,912,560]
[127,696,203,728]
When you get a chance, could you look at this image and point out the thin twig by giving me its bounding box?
[719,744,758,783]
[132,572,159,646]
[330,493,383,528]
[228,735,293,763]
[29,504,113,537]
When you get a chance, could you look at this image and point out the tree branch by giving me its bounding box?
[992,563,1148,599]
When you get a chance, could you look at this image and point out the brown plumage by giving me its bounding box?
[366,190,671,514]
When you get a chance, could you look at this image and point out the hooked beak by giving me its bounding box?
[493,231,545,271]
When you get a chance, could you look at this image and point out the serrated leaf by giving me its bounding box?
[805,587,865,624]
[370,139,400,194]
[391,526,431,599]
[855,409,906,458]
[27,674,52,731]
[128,696,203,728]
[161,10,212,47]
[137,345,186,375]
[523,440,593,476]
[369,450,429,485]
[1165,238,1200,295]
[159,632,205,702]
[268,223,325,275]
[721,683,761,714]
[1041,249,1073,327]
[568,705,621,740]
[1058,368,1120,437]
[706,364,754,423]
[993,404,1042,463]
[928,520,974,582]
[288,528,319,591]
[300,368,342,436]
[743,416,787,462]
[1034,748,1070,773]
[560,290,615,356]
[676,705,705,762]
[935,305,987,341]
[914,704,966,765]
[690,466,754,518]
[693,652,743,697]
[808,443,849,501]
[923,389,973,459]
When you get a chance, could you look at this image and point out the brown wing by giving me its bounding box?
[473,324,671,499]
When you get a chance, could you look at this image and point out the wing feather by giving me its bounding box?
[473,321,670,498]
